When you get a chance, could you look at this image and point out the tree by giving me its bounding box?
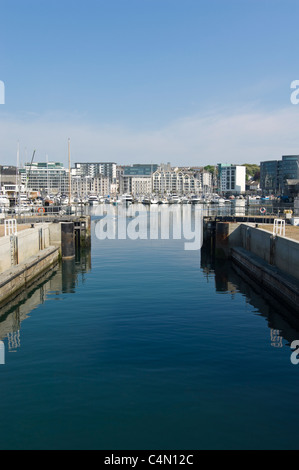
[203,165,215,174]
[242,164,260,181]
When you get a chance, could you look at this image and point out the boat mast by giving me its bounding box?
[16,141,20,208]
[68,138,71,206]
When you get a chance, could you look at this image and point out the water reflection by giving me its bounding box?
[200,246,299,350]
[0,248,91,355]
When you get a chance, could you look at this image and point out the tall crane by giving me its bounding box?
[26,149,36,198]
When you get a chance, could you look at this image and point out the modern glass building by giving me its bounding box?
[260,156,299,194]
[281,155,299,180]
[20,162,69,194]
[260,160,281,193]
[123,164,158,176]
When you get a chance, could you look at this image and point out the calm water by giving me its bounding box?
[0,205,298,450]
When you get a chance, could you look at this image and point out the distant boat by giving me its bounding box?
[157,197,168,204]
[190,195,201,204]
[88,195,99,205]
[168,195,181,204]
[151,197,159,204]
[210,196,225,204]
[0,195,10,207]
[121,194,133,205]
[180,196,190,204]
[142,196,151,205]
[248,196,261,204]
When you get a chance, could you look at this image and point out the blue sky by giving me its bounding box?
[1,0,299,166]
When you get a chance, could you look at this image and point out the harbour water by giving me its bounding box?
[0,205,298,450]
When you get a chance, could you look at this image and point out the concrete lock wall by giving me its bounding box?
[240,225,273,263]
[215,222,242,258]
[0,224,51,273]
[274,235,299,280]
[17,225,50,263]
[0,246,59,307]
[238,224,299,281]
[0,237,12,272]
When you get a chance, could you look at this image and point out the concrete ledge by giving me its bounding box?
[231,246,299,313]
[0,246,59,307]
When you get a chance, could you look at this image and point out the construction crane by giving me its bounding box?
[26,149,36,198]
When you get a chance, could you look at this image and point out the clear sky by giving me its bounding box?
[1,0,299,167]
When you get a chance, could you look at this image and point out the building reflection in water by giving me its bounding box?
[200,246,299,351]
[0,248,91,355]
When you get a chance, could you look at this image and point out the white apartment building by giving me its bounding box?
[152,169,202,194]
[197,171,213,193]
[119,175,152,196]
[72,175,110,197]
[74,162,116,182]
[217,164,246,194]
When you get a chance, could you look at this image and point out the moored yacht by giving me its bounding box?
[151,197,159,204]
[168,194,181,204]
[121,194,133,205]
[142,196,151,205]
[88,194,99,205]
[190,195,201,204]
[0,195,10,208]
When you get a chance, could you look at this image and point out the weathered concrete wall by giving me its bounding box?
[0,237,12,273]
[215,222,242,258]
[17,224,50,263]
[0,246,59,306]
[274,234,299,280]
[48,222,63,248]
[231,247,299,313]
[239,225,272,263]
[213,221,299,281]
[238,224,299,280]
[0,224,51,273]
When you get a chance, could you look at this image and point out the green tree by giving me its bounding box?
[242,164,260,181]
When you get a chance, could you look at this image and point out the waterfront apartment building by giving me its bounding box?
[119,164,158,196]
[74,162,116,182]
[196,171,213,194]
[217,164,246,195]
[72,175,110,197]
[260,155,299,195]
[152,169,202,194]
[20,162,69,195]
[119,175,152,196]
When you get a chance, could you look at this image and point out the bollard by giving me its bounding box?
[61,222,75,259]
